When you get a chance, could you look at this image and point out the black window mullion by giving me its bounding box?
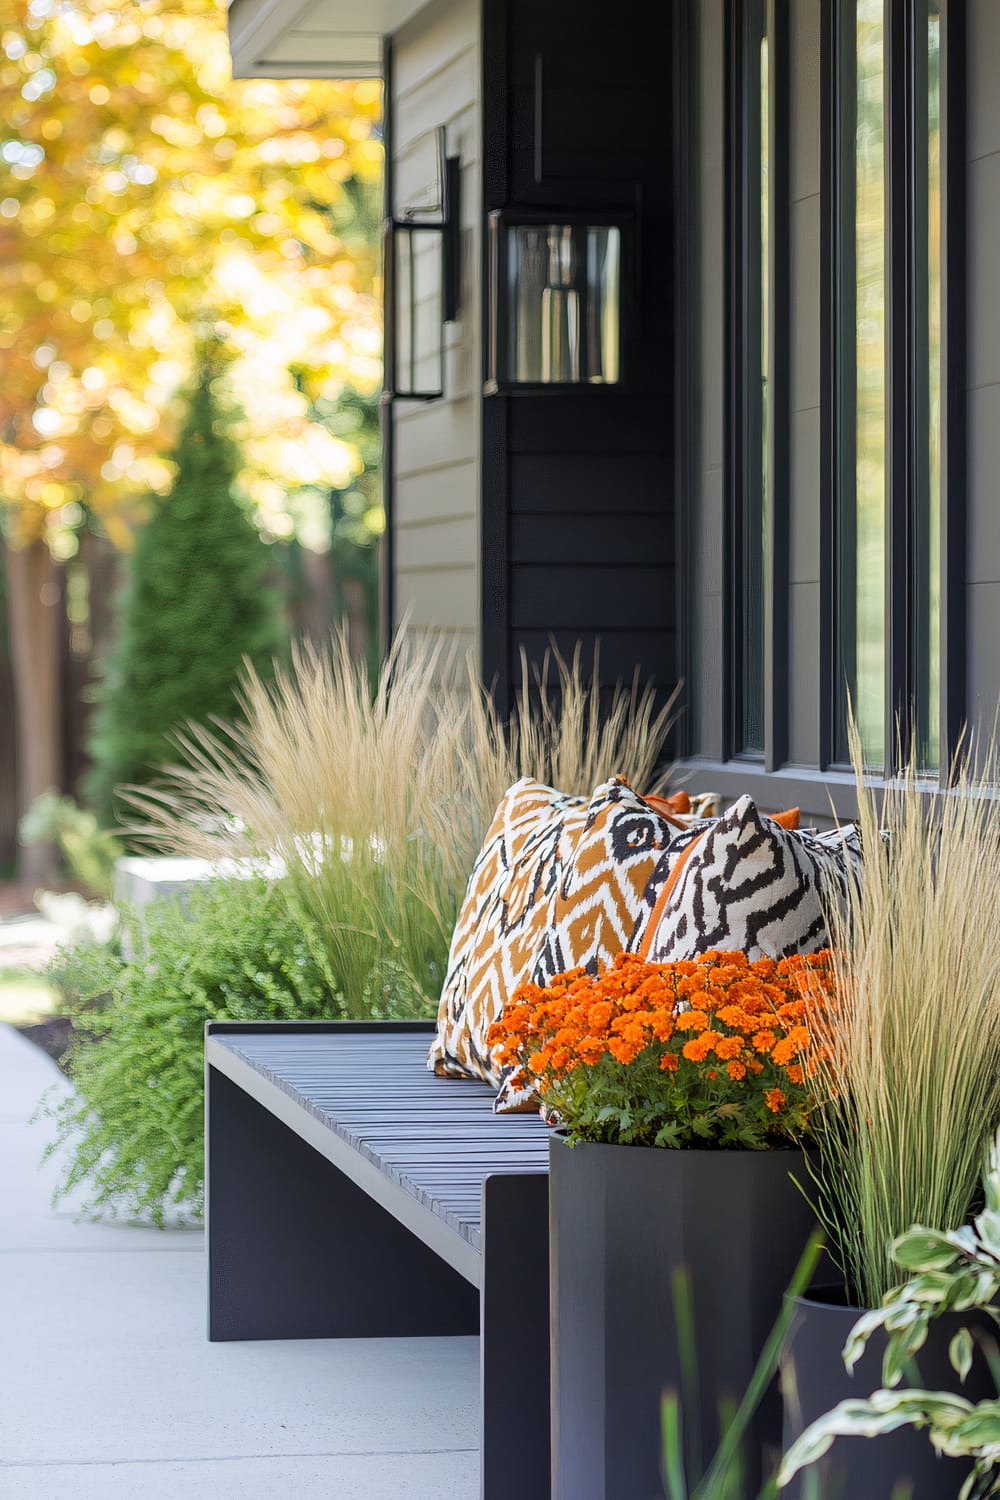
[819,0,840,770]
[764,0,790,773]
[830,0,859,769]
[726,0,769,762]
[885,0,913,770]
[910,0,934,767]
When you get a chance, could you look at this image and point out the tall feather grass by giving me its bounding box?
[124,627,679,1019]
[807,718,1000,1308]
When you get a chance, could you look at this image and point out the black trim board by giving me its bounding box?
[380,33,395,649]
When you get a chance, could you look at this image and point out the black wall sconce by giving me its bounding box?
[485,209,632,394]
[384,128,461,402]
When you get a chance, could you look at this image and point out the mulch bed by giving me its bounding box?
[15,1016,76,1071]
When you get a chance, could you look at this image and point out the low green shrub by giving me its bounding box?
[44,876,348,1224]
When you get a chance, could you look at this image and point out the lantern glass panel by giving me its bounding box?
[505,223,621,385]
[394,224,444,397]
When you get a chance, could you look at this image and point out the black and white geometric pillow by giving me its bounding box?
[641,794,862,962]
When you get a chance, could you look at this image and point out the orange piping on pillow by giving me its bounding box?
[635,806,801,961]
[640,793,690,829]
[636,827,709,960]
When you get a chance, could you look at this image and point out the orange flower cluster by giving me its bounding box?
[488,949,839,1148]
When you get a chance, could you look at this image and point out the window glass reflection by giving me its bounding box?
[852,0,887,767]
[918,1,942,769]
[506,225,620,385]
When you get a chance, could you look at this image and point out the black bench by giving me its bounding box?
[205,1019,552,1500]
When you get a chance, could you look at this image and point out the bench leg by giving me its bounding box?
[480,1172,551,1500]
[206,1064,480,1341]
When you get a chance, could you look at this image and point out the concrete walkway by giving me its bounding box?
[0,1024,479,1499]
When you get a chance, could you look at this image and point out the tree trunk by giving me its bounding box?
[299,544,335,645]
[343,575,370,665]
[73,529,121,794]
[4,537,62,887]
[81,527,120,665]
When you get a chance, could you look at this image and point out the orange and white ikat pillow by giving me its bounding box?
[427,778,590,1086]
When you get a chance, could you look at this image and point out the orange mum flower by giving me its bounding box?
[682,1036,713,1064]
[497,948,838,1148]
[588,1001,613,1032]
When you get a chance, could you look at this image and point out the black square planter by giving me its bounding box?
[549,1133,818,1500]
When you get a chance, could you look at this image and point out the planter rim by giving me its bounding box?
[550,1129,810,1158]
[789,1283,869,1315]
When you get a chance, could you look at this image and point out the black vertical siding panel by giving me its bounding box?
[481,0,677,719]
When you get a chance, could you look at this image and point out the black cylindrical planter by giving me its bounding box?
[781,1288,993,1500]
[549,1134,818,1500]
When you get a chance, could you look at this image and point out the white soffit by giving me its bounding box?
[227,0,426,78]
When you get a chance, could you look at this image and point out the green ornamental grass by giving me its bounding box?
[807,721,1000,1308]
[125,626,678,1017]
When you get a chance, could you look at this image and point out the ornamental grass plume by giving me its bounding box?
[489,950,839,1149]
[123,626,678,1017]
[805,718,1000,1309]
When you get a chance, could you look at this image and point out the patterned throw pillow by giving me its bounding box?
[639,794,861,963]
[428,777,705,1087]
[428,778,591,1086]
[492,780,723,1113]
[531,777,699,986]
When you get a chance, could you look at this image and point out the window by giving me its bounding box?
[830,0,952,773]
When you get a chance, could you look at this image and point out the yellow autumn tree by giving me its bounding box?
[0,0,382,880]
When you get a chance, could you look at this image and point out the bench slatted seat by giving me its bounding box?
[206,1020,552,1500]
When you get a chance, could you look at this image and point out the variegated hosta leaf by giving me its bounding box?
[949,1402,1000,1449]
[882,1319,929,1389]
[952,1328,975,1383]
[885,1301,919,1331]
[984,1134,1000,1215]
[778,1389,973,1486]
[973,1208,1000,1259]
[910,1270,969,1304]
[951,1272,994,1311]
[893,1227,966,1273]
[956,1460,1000,1500]
[843,1306,893,1374]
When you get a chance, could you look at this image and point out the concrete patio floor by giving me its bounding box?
[0,1023,480,1499]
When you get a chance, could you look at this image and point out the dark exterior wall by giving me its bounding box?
[480,0,680,712]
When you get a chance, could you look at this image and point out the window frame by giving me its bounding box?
[819,0,966,779]
[725,0,790,769]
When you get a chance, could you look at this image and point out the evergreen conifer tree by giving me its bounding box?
[87,369,284,823]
